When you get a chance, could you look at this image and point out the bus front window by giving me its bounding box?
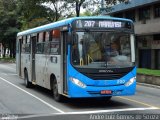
[71,32,134,68]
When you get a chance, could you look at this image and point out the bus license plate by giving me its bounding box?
[101,90,112,94]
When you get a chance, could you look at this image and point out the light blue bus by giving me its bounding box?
[16,16,136,101]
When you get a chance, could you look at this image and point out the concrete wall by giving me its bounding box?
[137,74,160,86]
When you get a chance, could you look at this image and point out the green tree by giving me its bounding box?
[66,0,100,17]
[105,0,129,5]
[42,0,74,20]
[0,0,20,58]
[63,0,129,17]
[17,0,54,29]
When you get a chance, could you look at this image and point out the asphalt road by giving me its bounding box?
[0,63,160,120]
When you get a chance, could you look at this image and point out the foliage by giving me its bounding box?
[105,0,129,5]
[104,0,130,12]
[42,0,75,20]
[0,0,21,58]
[17,0,54,29]
[65,0,101,17]
[0,57,15,63]
[80,9,99,16]
[17,0,130,29]
[0,0,130,58]
[137,68,160,77]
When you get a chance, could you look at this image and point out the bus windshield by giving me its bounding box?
[71,31,134,68]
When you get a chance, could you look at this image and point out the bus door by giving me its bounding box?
[30,35,36,83]
[61,31,68,94]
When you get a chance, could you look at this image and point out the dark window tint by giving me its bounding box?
[113,13,123,18]
[125,10,135,22]
[139,7,150,20]
[154,4,160,18]
[36,43,44,54]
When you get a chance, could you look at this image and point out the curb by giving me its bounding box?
[137,82,160,89]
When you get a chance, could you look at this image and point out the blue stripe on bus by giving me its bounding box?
[66,42,136,98]
[67,62,136,98]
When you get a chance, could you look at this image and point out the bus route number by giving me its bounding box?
[117,79,125,84]
[84,21,95,27]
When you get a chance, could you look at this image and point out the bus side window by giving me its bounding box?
[36,32,44,54]
[50,42,59,54]
[50,29,60,55]
[36,43,44,54]
[45,31,50,42]
[43,31,50,54]
[25,35,31,53]
[44,42,50,54]
[21,36,26,53]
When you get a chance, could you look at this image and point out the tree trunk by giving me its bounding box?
[3,47,6,58]
[13,40,16,58]
[9,40,12,58]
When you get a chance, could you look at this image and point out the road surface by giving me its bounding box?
[0,63,159,120]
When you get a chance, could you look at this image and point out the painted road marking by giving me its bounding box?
[18,107,158,119]
[0,73,17,76]
[59,107,158,114]
[0,76,159,116]
[0,76,64,113]
[118,96,160,109]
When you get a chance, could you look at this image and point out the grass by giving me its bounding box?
[0,57,15,63]
[137,68,160,77]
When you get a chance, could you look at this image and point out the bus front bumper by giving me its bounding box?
[68,80,136,98]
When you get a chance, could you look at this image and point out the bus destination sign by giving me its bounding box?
[75,20,131,29]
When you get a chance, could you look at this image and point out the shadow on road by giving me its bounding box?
[19,83,129,109]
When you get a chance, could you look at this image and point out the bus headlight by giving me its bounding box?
[70,77,86,88]
[125,77,136,87]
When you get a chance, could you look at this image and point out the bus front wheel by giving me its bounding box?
[52,80,63,102]
[24,70,32,88]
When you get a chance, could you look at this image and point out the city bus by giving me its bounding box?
[16,16,136,101]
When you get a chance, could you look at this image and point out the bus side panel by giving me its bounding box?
[45,55,62,90]
[22,54,31,81]
[35,54,62,90]
[35,54,46,87]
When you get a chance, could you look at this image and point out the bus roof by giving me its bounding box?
[17,16,133,37]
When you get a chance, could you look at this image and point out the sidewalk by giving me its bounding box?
[137,82,160,89]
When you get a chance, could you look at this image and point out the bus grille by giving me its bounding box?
[85,72,127,80]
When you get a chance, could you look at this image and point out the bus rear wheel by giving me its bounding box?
[52,80,63,102]
[24,70,32,88]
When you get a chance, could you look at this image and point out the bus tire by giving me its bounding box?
[52,79,63,102]
[24,70,32,88]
